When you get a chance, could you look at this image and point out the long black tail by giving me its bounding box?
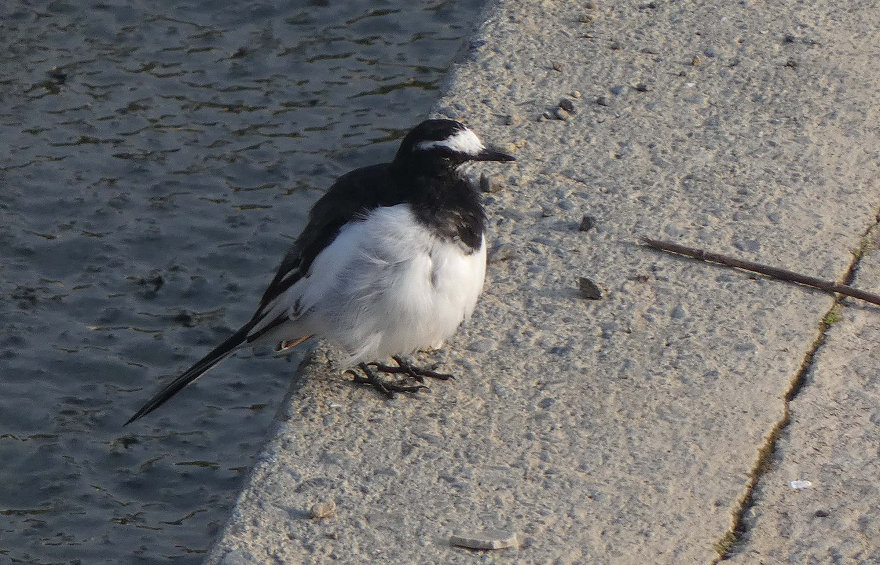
[124,322,254,425]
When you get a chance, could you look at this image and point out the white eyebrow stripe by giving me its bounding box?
[415,128,484,155]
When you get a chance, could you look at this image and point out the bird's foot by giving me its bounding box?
[347,356,454,398]
[346,362,427,398]
[369,355,455,384]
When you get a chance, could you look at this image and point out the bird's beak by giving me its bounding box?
[473,146,516,162]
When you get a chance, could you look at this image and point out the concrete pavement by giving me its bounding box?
[207,1,880,562]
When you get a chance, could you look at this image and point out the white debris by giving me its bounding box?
[789,479,812,490]
[450,531,518,550]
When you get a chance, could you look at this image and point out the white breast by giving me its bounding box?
[296,204,486,365]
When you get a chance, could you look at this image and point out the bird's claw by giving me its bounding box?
[368,355,455,383]
[348,356,454,397]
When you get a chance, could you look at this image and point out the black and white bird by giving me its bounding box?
[125,119,515,424]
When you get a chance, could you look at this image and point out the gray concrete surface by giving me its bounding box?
[207,0,880,563]
[728,225,880,563]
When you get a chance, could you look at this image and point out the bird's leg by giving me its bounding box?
[346,363,427,398]
[368,355,455,384]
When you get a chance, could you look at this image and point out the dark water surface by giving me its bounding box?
[0,1,485,561]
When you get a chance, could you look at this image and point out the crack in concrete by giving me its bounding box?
[710,221,880,562]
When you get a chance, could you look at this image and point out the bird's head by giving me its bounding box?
[394,119,515,170]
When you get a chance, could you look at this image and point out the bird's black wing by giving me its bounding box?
[249,162,406,326]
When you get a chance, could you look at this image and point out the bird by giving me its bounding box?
[125,119,515,425]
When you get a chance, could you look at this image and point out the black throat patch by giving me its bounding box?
[408,170,486,253]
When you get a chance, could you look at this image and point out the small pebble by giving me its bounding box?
[309,501,337,519]
[479,173,502,193]
[538,397,556,409]
[558,98,576,113]
[596,96,609,107]
[579,277,602,300]
[610,85,627,95]
[479,173,490,193]
[579,215,596,232]
[789,479,812,491]
[450,531,518,550]
[634,83,649,92]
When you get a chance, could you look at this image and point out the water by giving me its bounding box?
[0,1,485,562]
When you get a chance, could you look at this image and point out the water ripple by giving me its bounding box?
[0,0,485,562]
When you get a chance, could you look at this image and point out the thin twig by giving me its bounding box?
[639,236,880,307]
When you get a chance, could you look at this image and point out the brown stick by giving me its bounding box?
[639,236,880,307]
